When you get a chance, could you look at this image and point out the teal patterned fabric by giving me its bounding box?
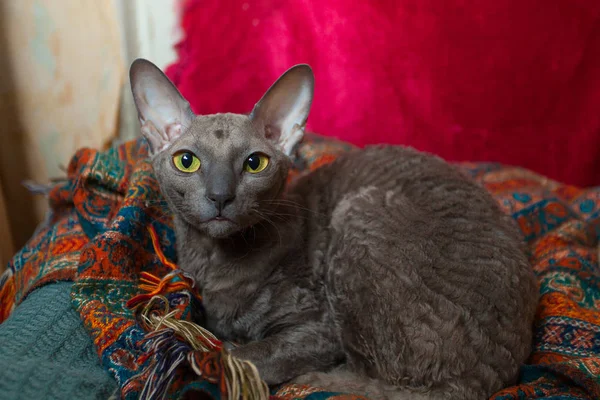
[3,136,600,399]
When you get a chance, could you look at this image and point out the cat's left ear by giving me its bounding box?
[130,58,195,155]
[250,64,314,156]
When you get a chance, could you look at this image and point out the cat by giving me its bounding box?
[130,58,538,400]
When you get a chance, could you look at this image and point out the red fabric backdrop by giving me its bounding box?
[166,0,600,187]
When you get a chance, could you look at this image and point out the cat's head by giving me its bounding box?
[130,58,314,238]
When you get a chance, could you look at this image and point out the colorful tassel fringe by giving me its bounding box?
[127,226,269,399]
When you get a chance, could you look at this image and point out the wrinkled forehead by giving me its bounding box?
[185,113,263,156]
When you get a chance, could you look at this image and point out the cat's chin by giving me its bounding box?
[202,219,243,239]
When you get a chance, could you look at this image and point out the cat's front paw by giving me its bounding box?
[222,341,239,351]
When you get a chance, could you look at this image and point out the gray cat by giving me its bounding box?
[130,59,538,400]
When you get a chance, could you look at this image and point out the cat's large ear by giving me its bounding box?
[129,58,194,155]
[250,64,314,156]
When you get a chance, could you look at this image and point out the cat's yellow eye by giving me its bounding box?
[173,152,201,173]
[244,153,270,174]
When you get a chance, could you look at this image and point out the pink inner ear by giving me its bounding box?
[166,123,183,143]
[264,124,276,140]
[279,124,304,156]
[141,121,183,154]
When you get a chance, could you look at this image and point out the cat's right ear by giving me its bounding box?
[250,64,314,156]
[129,58,194,155]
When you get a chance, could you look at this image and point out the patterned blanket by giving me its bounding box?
[1,135,599,399]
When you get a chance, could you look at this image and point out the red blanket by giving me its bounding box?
[166,0,600,187]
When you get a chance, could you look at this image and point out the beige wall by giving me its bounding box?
[0,0,181,263]
[0,1,124,249]
[114,0,182,143]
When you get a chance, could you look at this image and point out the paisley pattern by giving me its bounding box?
[2,137,600,399]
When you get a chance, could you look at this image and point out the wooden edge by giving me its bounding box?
[0,176,14,273]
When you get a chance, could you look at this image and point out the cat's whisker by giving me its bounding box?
[259,209,310,221]
[258,219,282,249]
[252,209,283,248]
[259,199,325,217]
[254,208,289,220]
[239,227,251,248]
[259,202,314,215]
[142,199,170,206]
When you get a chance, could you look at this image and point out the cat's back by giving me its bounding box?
[298,144,518,234]
[294,145,538,398]
[310,145,496,209]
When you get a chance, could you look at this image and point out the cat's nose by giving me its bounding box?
[206,192,236,212]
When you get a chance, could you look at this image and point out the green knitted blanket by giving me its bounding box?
[0,282,117,399]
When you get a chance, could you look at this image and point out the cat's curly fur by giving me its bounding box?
[130,59,538,399]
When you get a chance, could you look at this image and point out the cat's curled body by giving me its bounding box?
[130,59,538,399]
